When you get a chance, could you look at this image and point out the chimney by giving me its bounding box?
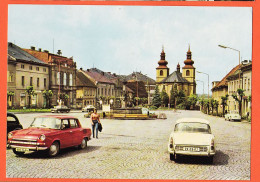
[57,50,62,56]
[113,73,117,76]
[87,69,90,72]
[8,42,13,47]
[44,50,49,53]
[38,48,42,52]
[31,46,35,50]
[102,71,104,76]
[80,67,83,70]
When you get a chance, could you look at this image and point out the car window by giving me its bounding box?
[7,115,17,123]
[30,117,61,129]
[70,119,79,128]
[62,119,70,129]
[175,122,211,134]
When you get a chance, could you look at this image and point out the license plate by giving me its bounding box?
[16,148,29,152]
[183,147,200,152]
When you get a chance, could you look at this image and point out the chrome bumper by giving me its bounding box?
[9,145,48,151]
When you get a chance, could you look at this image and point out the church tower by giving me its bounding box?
[156,47,169,82]
[182,45,196,94]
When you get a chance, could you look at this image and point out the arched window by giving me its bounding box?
[160,70,163,76]
[186,70,190,76]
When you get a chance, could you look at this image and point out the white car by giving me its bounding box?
[82,105,95,112]
[168,118,216,163]
[225,111,241,121]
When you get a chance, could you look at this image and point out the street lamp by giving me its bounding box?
[196,80,204,96]
[197,71,209,100]
[218,44,241,88]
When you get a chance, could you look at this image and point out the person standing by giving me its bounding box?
[90,109,101,138]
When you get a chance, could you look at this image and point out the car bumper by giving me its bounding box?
[168,145,215,156]
[9,145,48,151]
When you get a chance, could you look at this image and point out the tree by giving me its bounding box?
[221,94,229,117]
[209,98,214,115]
[232,88,245,116]
[199,97,205,111]
[160,89,169,107]
[170,85,178,108]
[43,90,53,108]
[152,85,161,108]
[59,93,69,105]
[203,99,210,114]
[187,94,198,110]
[213,99,219,116]
[26,86,35,108]
[169,87,175,107]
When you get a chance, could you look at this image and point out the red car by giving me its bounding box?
[7,115,91,157]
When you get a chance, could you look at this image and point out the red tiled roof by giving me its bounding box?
[212,65,240,90]
[84,70,114,84]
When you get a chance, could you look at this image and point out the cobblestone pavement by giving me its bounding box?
[6,110,251,180]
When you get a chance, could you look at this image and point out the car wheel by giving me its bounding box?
[66,110,69,113]
[12,149,25,156]
[78,138,87,149]
[170,153,175,161]
[208,156,214,164]
[48,141,60,157]
[174,154,180,162]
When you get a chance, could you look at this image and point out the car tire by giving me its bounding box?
[174,154,180,162]
[78,138,87,149]
[170,153,175,161]
[66,110,69,113]
[48,141,60,157]
[12,149,25,156]
[208,156,214,164]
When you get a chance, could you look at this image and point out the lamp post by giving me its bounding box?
[195,80,204,96]
[218,44,241,88]
[197,71,209,100]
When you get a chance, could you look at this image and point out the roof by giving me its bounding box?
[37,115,78,119]
[176,118,210,125]
[8,42,47,65]
[212,65,240,90]
[84,69,114,84]
[160,71,189,83]
[124,72,156,85]
[76,71,97,88]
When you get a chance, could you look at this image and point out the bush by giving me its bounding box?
[149,105,158,110]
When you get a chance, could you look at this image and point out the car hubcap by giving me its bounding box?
[81,139,86,148]
[50,144,58,155]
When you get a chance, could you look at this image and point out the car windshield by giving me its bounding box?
[175,122,211,134]
[30,117,61,129]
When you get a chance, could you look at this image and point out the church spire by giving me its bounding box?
[184,45,194,68]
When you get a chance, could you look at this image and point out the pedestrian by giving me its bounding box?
[90,109,101,139]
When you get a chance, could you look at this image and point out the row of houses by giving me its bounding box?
[7,42,156,109]
[211,60,252,117]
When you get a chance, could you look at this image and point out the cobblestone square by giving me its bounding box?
[6,110,251,180]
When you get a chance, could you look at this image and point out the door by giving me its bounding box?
[59,119,73,148]
[69,119,82,146]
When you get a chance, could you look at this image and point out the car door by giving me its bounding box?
[59,119,73,148]
[69,119,82,146]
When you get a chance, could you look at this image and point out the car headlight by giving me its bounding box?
[39,134,46,141]
[169,138,174,148]
[8,132,13,139]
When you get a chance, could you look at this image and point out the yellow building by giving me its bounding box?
[156,46,196,97]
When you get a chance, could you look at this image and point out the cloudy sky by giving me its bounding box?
[8,5,252,94]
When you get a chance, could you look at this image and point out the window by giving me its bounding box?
[64,73,67,86]
[30,77,33,86]
[29,66,32,70]
[21,76,25,86]
[98,88,100,96]
[70,119,78,128]
[44,78,47,88]
[160,70,163,76]
[248,79,250,90]
[36,67,39,71]
[69,74,73,86]
[186,70,190,76]
[43,68,46,72]
[37,78,39,87]
[21,64,25,69]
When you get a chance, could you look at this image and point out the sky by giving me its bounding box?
[8,5,252,95]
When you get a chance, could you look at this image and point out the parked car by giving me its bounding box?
[225,111,241,121]
[82,105,95,112]
[51,105,70,113]
[7,115,91,157]
[7,112,23,139]
[168,118,216,163]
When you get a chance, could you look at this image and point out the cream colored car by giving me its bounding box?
[168,118,216,163]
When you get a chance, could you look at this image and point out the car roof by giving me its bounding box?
[175,118,210,125]
[36,115,77,119]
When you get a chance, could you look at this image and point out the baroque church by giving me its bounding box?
[156,46,196,97]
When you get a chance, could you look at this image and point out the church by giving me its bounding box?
[156,46,196,97]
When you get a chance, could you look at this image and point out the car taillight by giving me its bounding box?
[211,140,214,150]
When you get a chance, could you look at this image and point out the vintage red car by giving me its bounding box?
[7,115,91,157]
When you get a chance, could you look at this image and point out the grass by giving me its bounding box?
[8,108,51,113]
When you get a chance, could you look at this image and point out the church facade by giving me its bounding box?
[156,46,196,97]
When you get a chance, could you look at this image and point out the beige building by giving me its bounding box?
[8,43,49,108]
[156,46,196,97]
[76,69,97,109]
